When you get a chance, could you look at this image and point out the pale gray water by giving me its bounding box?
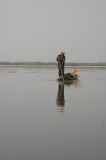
[0,66,106,160]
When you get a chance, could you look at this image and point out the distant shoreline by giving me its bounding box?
[0,62,106,66]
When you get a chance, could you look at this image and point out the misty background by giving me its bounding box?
[0,0,106,62]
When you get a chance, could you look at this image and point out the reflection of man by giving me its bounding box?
[56,82,65,112]
[56,80,82,113]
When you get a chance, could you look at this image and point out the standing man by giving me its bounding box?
[56,51,66,77]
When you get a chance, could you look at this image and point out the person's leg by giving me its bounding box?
[62,65,64,76]
[59,67,61,77]
[58,66,60,77]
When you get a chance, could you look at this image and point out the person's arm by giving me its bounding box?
[61,56,65,66]
[64,56,65,64]
[56,55,60,62]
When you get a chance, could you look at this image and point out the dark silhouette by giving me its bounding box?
[56,80,82,112]
[56,51,66,77]
[56,82,65,112]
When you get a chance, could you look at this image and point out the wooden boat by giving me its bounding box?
[57,68,82,81]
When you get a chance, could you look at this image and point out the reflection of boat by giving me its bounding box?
[64,80,82,88]
[57,68,82,81]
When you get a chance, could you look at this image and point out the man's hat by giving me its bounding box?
[61,50,66,54]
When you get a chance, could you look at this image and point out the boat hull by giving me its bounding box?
[57,68,82,81]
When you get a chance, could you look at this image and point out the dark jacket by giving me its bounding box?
[56,54,65,66]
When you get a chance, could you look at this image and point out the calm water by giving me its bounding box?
[0,66,106,160]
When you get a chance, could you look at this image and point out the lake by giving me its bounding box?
[0,66,106,160]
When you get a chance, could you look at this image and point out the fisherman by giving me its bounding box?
[56,51,66,77]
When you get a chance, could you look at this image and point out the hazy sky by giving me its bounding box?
[0,0,106,62]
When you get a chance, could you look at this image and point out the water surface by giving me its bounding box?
[0,66,106,160]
